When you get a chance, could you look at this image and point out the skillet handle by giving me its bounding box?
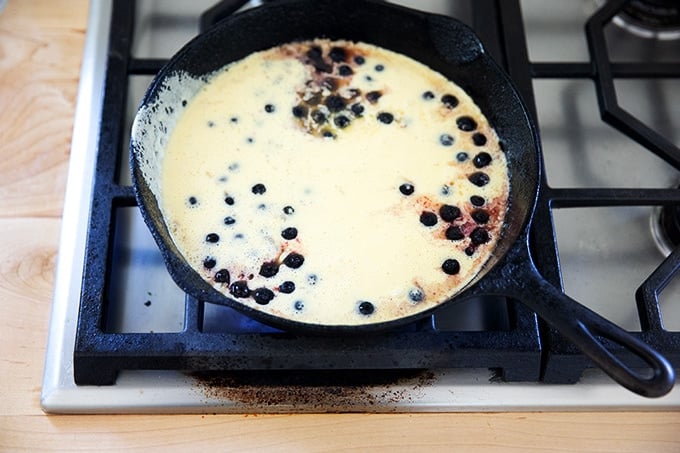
[521,275,675,398]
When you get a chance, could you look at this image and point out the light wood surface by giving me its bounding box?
[1,1,679,451]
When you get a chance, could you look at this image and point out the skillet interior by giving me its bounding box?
[130,0,540,333]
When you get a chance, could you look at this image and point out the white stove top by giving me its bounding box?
[41,0,680,413]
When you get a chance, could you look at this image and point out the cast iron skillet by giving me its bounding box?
[129,0,675,397]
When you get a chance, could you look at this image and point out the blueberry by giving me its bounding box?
[409,288,424,302]
[181,99,188,107]
[366,90,382,104]
[350,103,364,117]
[358,301,375,315]
[306,46,322,59]
[312,109,327,124]
[251,183,267,194]
[294,300,305,311]
[422,91,435,100]
[205,233,220,243]
[253,287,275,305]
[471,209,490,224]
[207,120,215,128]
[472,133,487,146]
[439,205,461,222]
[338,65,353,76]
[465,246,476,256]
[377,112,394,124]
[445,226,465,241]
[442,259,460,275]
[292,105,308,118]
[399,183,414,195]
[375,64,385,72]
[473,152,492,168]
[224,196,235,205]
[329,46,347,62]
[224,216,236,225]
[420,211,438,227]
[264,104,275,113]
[229,280,250,298]
[283,252,305,269]
[468,172,490,187]
[470,195,485,206]
[456,152,469,162]
[440,134,454,146]
[354,55,365,65]
[203,257,216,269]
[188,196,198,205]
[214,268,230,283]
[441,94,459,109]
[325,95,346,113]
[279,281,296,294]
[230,116,238,123]
[259,261,279,278]
[456,116,477,131]
[283,205,295,215]
[334,115,350,128]
[323,130,336,139]
[281,227,298,240]
[470,227,490,245]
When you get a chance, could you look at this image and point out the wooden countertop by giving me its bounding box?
[1,1,678,451]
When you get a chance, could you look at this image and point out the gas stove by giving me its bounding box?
[41,0,680,413]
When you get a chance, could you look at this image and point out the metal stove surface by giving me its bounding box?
[42,0,680,413]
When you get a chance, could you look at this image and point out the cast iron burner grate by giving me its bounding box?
[73,0,680,386]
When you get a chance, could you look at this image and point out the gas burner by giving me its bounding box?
[613,0,680,40]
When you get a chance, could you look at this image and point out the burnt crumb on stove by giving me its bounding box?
[190,369,436,410]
